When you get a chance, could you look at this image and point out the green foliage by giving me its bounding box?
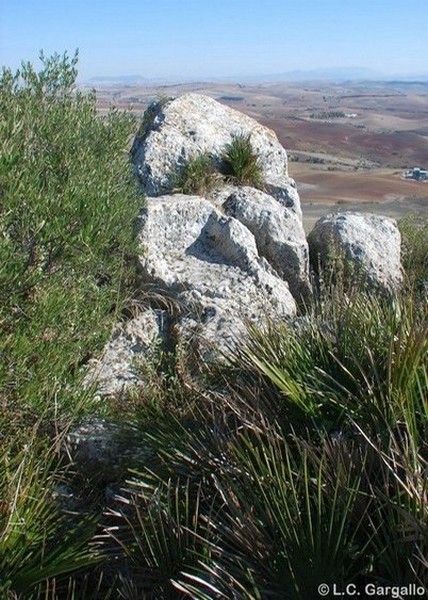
[104,476,207,598]
[221,132,264,188]
[242,287,427,443]
[173,152,219,196]
[172,135,265,195]
[399,211,428,293]
[1,51,427,598]
[0,431,100,597]
[0,50,143,598]
[157,129,266,195]
[195,434,371,598]
[98,281,427,596]
[0,50,141,414]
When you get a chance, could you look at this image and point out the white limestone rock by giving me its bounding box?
[308,212,403,293]
[85,95,309,395]
[215,186,311,303]
[136,194,296,357]
[131,93,301,216]
[83,309,169,397]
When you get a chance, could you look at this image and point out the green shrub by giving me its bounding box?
[399,211,428,293]
[0,51,141,414]
[0,431,100,597]
[241,287,427,443]
[95,277,427,596]
[221,132,264,188]
[172,152,218,195]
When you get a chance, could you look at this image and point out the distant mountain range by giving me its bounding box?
[84,68,428,86]
[87,75,150,85]
[253,66,384,82]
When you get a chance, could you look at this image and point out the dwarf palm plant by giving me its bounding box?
[241,288,427,443]
[99,399,377,598]
[91,278,427,596]
[0,432,100,597]
[177,432,372,598]
[221,133,264,188]
[173,153,219,196]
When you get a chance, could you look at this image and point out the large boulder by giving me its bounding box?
[308,212,403,293]
[213,186,310,303]
[136,194,297,359]
[131,93,301,215]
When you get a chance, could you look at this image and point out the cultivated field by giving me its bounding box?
[92,79,428,230]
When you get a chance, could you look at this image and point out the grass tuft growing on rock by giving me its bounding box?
[172,152,219,196]
[170,132,265,196]
[221,132,264,188]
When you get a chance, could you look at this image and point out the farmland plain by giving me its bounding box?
[92,79,428,230]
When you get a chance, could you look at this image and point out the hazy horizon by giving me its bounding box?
[1,0,427,82]
[83,66,428,86]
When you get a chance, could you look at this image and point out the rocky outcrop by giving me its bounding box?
[131,92,310,304]
[131,93,301,215]
[85,184,308,393]
[308,212,402,293]
[86,95,405,400]
[85,94,312,396]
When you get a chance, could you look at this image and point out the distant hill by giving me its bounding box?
[88,75,149,86]
[270,67,384,82]
[242,67,428,83]
[84,69,428,87]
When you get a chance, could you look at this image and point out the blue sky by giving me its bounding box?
[1,0,427,81]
